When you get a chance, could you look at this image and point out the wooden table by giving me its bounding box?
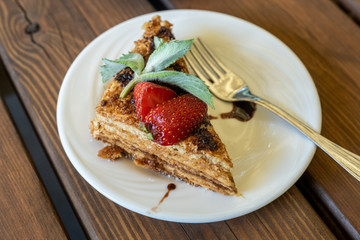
[0,0,359,239]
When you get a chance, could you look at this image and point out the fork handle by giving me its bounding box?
[254,98,360,182]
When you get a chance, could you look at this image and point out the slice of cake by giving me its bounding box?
[90,16,237,195]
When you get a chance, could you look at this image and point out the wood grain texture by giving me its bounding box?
[0,98,67,239]
[335,0,360,22]
[0,0,346,239]
[183,187,335,239]
[166,0,360,236]
[228,187,336,239]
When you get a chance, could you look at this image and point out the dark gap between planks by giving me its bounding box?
[0,60,88,240]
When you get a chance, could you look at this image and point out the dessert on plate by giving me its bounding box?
[90,16,237,195]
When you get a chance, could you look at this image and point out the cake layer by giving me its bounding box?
[134,156,237,196]
[90,120,237,195]
[90,114,236,193]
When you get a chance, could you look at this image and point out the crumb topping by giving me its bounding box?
[131,15,188,73]
[115,68,134,87]
[192,119,219,151]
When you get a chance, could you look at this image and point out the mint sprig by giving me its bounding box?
[143,38,193,73]
[154,37,164,48]
[100,37,214,108]
[113,52,144,75]
[100,59,127,83]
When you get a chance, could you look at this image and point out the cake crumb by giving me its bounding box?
[98,145,124,160]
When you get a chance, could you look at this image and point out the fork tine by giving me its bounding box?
[184,54,213,87]
[188,46,220,83]
[193,38,230,76]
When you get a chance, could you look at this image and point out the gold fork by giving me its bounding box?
[184,38,360,182]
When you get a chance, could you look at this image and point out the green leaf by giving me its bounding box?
[153,36,164,49]
[100,59,127,83]
[147,133,154,140]
[113,52,144,74]
[139,71,214,108]
[100,53,144,83]
[143,39,193,73]
[119,76,141,98]
[139,122,148,132]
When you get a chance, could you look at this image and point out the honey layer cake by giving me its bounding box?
[90,16,237,195]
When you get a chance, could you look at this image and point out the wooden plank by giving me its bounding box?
[227,187,335,239]
[0,98,67,239]
[334,0,360,22]
[179,187,334,239]
[182,187,335,239]
[166,0,360,236]
[0,0,339,239]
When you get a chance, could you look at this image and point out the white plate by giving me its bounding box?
[57,10,321,223]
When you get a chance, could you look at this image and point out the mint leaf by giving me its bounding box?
[143,39,193,73]
[154,36,164,49]
[119,76,141,98]
[113,52,144,74]
[100,59,127,83]
[147,133,154,140]
[139,71,214,108]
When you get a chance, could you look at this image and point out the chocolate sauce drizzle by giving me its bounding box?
[220,102,256,121]
[150,183,176,213]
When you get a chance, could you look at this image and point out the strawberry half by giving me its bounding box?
[144,94,207,146]
[134,82,177,121]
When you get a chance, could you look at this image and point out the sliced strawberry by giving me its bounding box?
[144,94,207,146]
[134,82,177,121]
